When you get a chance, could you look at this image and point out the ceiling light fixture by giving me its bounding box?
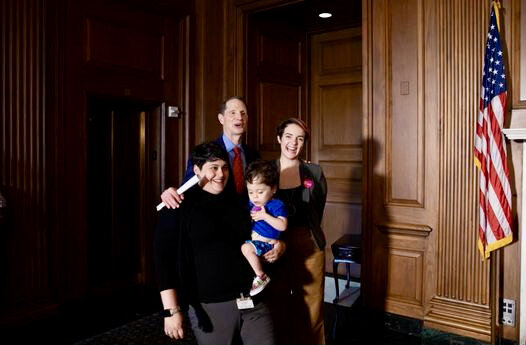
[318,12,332,18]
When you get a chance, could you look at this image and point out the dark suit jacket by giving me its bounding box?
[182,136,260,198]
[275,159,328,250]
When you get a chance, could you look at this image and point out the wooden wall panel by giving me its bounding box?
[365,0,507,340]
[370,223,432,317]
[368,0,438,226]
[195,0,226,143]
[0,0,53,321]
[388,0,422,205]
[320,83,362,147]
[387,248,423,305]
[320,38,361,73]
[322,161,362,204]
[164,15,192,189]
[364,0,439,322]
[84,17,164,79]
[364,0,520,341]
[65,2,176,102]
[423,0,493,342]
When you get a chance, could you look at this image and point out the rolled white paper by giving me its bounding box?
[156,174,200,211]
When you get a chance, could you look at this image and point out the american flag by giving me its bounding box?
[474,3,512,259]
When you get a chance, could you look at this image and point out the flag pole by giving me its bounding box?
[475,0,513,260]
[492,0,501,32]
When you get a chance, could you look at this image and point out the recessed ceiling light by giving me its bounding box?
[319,12,332,18]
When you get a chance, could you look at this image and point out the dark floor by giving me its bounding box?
[324,300,492,345]
[2,286,517,345]
[2,286,163,345]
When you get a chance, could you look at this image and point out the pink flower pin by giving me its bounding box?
[303,179,314,189]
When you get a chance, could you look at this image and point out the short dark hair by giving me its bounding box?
[191,141,229,169]
[276,117,309,141]
[245,160,279,187]
[219,96,245,114]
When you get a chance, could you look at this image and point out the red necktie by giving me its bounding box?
[232,146,244,194]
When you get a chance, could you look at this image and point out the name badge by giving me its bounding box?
[236,294,254,310]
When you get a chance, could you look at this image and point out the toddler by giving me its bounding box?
[241,160,288,296]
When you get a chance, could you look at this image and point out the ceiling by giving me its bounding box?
[252,0,361,32]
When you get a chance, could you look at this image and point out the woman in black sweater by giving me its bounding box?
[154,141,276,345]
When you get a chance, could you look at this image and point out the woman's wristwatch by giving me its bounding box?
[162,306,181,317]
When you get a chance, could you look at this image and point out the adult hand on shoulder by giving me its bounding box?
[160,187,184,209]
[164,313,185,339]
[263,239,286,263]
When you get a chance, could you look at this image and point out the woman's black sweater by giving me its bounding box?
[154,187,253,306]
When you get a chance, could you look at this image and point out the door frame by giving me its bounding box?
[226,0,370,286]
[226,0,304,98]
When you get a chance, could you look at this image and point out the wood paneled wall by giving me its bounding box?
[425,1,493,341]
[364,0,522,342]
[1,0,190,325]
[3,0,522,341]
[363,0,439,321]
[0,0,54,320]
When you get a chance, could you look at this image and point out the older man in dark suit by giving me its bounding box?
[160,96,259,206]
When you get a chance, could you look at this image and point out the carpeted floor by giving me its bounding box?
[73,312,197,345]
[71,278,499,345]
[6,278,501,345]
[73,276,360,345]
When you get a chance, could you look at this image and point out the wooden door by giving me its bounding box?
[56,0,187,300]
[246,14,307,159]
[310,28,363,276]
[86,97,161,295]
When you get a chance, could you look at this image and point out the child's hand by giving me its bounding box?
[250,207,267,222]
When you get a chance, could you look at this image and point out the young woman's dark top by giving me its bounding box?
[275,186,308,229]
[274,159,327,249]
[154,187,253,307]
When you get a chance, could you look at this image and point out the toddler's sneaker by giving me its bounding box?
[249,274,271,296]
